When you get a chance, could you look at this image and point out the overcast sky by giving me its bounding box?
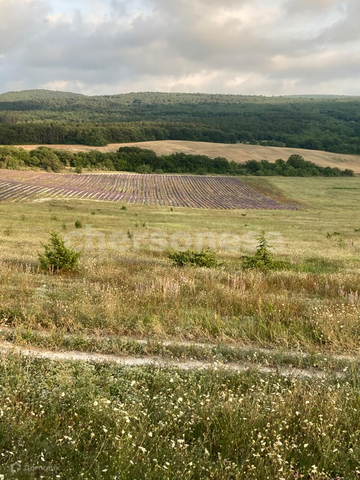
[0,0,359,96]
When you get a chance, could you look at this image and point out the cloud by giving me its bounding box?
[284,0,340,14]
[0,0,359,95]
[0,0,50,54]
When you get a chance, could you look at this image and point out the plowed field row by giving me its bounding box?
[0,170,296,210]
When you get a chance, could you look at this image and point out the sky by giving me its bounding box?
[0,0,359,96]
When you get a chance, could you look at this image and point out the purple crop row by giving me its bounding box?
[0,170,297,210]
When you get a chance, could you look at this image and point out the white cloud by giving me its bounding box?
[0,0,359,95]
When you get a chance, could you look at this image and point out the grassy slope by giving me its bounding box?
[14,140,360,173]
[0,176,360,353]
[1,176,360,479]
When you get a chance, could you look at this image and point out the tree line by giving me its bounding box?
[0,146,354,177]
[0,122,236,146]
[1,90,360,154]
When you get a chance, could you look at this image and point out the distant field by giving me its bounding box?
[0,170,295,209]
[14,140,360,173]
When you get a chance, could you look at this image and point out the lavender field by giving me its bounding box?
[0,170,296,209]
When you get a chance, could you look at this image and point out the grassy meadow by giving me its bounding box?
[1,175,360,478]
[1,355,360,479]
[0,176,360,353]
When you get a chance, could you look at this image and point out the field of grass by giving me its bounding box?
[1,355,360,479]
[1,174,360,478]
[0,175,360,353]
[15,140,360,173]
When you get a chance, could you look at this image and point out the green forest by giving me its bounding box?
[0,145,354,177]
[0,90,360,154]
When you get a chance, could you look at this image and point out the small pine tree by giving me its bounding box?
[241,231,289,272]
[38,232,81,272]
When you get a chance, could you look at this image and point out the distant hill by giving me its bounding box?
[0,89,85,101]
[1,89,359,107]
[1,89,360,156]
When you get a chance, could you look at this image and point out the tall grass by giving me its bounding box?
[0,257,359,352]
[0,355,359,479]
[0,177,360,355]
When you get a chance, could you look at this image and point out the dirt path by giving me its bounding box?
[0,339,346,379]
[0,327,358,363]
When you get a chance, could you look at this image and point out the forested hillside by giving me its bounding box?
[0,90,360,154]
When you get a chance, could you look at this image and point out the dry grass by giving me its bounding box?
[0,176,360,354]
[14,140,360,172]
[1,175,360,478]
[1,257,360,353]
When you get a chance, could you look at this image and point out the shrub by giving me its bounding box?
[30,147,63,172]
[167,249,219,268]
[136,164,152,174]
[241,231,290,272]
[75,220,83,229]
[38,232,81,273]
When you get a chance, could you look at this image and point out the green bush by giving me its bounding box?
[241,231,290,272]
[38,232,81,273]
[75,220,83,229]
[136,164,152,174]
[167,249,219,268]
